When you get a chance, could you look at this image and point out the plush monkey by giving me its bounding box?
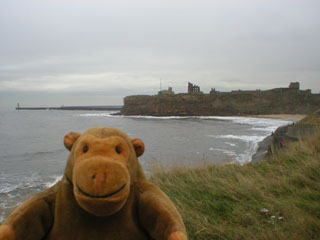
[0,127,187,240]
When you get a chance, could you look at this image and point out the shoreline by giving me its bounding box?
[251,135,272,163]
[118,113,306,121]
[250,114,306,163]
[248,114,306,121]
[251,113,315,163]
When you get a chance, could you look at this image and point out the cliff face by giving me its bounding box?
[251,109,320,163]
[121,89,320,116]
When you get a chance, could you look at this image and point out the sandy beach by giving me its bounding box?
[250,114,306,121]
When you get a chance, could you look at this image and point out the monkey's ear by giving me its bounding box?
[64,132,81,151]
[131,138,145,157]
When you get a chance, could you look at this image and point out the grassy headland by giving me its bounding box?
[150,130,320,239]
[122,89,320,116]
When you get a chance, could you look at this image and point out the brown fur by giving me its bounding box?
[0,127,187,240]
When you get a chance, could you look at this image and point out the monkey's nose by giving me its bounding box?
[92,173,107,189]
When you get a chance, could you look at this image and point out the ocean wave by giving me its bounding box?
[235,153,253,164]
[0,183,19,194]
[0,173,39,194]
[77,113,191,120]
[45,175,62,188]
[210,134,266,143]
[201,116,292,127]
[0,173,63,222]
[210,134,267,164]
[0,181,37,194]
[77,112,117,117]
[225,142,237,147]
[0,173,62,194]
[1,149,63,160]
[209,148,236,156]
[123,115,291,124]
[250,126,275,132]
[104,115,293,129]
[125,115,190,120]
[76,114,294,129]
[0,198,21,210]
[232,117,291,127]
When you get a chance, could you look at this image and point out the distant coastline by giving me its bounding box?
[121,82,320,116]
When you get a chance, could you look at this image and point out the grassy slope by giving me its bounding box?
[150,131,320,240]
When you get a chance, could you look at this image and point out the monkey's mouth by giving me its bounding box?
[76,184,126,199]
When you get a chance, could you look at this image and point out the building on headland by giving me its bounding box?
[210,88,218,95]
[157,82,307,96]
[289,82,300,90]
[158,87,174,95]
[306,89,312,94]
[188,82,203,94]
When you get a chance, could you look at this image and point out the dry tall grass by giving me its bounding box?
[150,131,320,240]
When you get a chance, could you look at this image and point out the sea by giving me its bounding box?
[0,109,294,223]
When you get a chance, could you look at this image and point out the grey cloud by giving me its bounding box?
[0,0,320,108]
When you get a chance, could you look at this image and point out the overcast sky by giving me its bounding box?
[0,0,319,109]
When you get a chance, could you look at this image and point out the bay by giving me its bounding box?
[0,110,293,223]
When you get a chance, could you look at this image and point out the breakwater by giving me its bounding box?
[16,105,123,111]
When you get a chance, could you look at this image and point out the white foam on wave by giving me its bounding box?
[77,113,191,120]
[77,113,293,126]
[71,114,292,165]
[0,198,21,209]
[0,173,64,218]
[77,113,117,117]
[124,115,293,125]
[205,116,294,164]
[0,183,19,194]
[45,175,63,188]
[215,134,266,147]
[198,116,262,122]
[210,134,265,142]
[226,142,237,147]
[250,126,276,132]
[0,173,62,195]
[236,153,254,164]
[232,117,291,126]
[200,116,292,132]
[76,114,293,132]
[210,134,267,164]
[0,216,4,224]
[126,115,189,120]
[209,148,236,156]
[0,172,40,194]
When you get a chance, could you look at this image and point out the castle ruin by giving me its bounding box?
[188,82,202,94]
[156,81,306,96]
[289,82,300,90]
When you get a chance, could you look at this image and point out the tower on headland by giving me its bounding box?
[289,82,300,90]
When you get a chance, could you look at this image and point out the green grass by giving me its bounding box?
[150,131,320,240]
[297,109,320,127]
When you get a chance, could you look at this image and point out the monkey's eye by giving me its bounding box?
[83,146,89,153]
[115,146,121,154]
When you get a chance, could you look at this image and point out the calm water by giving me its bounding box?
[0,110,293,223]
